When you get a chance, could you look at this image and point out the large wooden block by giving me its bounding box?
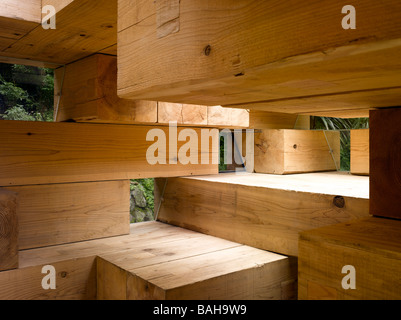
[6,181,130,250]
[299,217,401,300]
[370,108,401,220]
[98,245,297,300]
[117,0,401,114]
[55,54,158,124]
[350,129,369,176]
[157,172,370,256]
[254,129,340,174]
[0,189,18,272]
[0,120,219,186]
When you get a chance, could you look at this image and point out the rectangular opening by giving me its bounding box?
[0,63,54,122]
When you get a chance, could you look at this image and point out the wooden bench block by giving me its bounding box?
[370,108,401,220]
[157,172,370,256]
[117,0,401,114]
[55,54,158,124]
[6,181,130,250]
[254,129,340,174]
[0,189,18,271]
[299,217,401,300]
[1,0,117,65]
[350,129,369,176]
[0,120,219,186]
[98,244,297,300]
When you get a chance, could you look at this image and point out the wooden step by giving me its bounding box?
[0,0,117,66]
[0,0,40,52]
[298,217,401,300]
[0,222,297,300]
[156,172,370,256]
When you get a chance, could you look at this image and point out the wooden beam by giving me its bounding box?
[299,217,401,300]
[6,180,130,250]
[55,54,249,127]
[157,172,370,256]
[249,111,310,130]
[0,189,18,272]
[350,129,369,176]
[13,222,296,300]
[54,54,158,124]
[0,0,41,51]
[42,0,74,14]
[118,0,401,113]
[1,0,117,65]
[0,120,219,187]
[229,87,401,116]
[157,102,208,126]
[254,129,340,174]
[370,107,401,220]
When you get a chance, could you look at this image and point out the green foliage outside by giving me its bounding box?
[0,63,54,121]
[130,179,155,212]
[219,135,228,172]
[130,179,155,224]
[312,117,369,171]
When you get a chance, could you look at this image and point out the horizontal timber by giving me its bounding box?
[118,0,401,116]
[0,120,219,186]
[157,172,370,256]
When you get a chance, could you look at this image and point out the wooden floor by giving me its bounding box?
[2,221,297,300]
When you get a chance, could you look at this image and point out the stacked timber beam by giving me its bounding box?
[54,54,249,128]
[298,108,401,300]
[117,0,401,119]
[0,0,400,302]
